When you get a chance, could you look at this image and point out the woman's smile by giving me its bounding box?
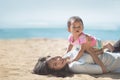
[47,56,68,70]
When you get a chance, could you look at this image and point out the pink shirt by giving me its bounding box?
[68,32,97,47]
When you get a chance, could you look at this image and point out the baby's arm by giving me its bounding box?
[72,44,86,61]
[71,35,91,62]
[65,44,73,54]
[62,44,73,58]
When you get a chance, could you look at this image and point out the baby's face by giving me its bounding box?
[69,21,83,36]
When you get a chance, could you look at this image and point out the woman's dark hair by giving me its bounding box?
[113,40,120,52]
[33,56,73,77]
[67,16,84,28]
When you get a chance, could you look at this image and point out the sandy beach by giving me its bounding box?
[0,38,120,80]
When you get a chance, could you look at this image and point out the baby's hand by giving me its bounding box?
[64,57,73,63]
[68,59,74,64]
[65,57,70,61]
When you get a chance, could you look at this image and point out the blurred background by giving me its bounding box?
[0,0,120,40]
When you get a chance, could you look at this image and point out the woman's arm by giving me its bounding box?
[69,61,103,74]
[85,35,107,73]
[86,47,107,73]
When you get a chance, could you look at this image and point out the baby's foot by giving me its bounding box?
[105,43,114,52]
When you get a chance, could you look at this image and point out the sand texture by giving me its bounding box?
[0,38,120,80]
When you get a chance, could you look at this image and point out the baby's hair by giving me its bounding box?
[67,16,84,28]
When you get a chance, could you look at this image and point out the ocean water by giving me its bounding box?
[0,28,120,40]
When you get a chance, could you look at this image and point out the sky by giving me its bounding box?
[0,0,120,30]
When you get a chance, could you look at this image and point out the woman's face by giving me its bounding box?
[47,56,67,70]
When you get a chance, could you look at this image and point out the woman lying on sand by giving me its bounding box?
[33,40,120,77]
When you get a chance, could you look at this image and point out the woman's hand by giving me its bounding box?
[102,67,107,74]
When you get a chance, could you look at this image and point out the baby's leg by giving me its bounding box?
[103,43,114,52]
[87,47,103,55]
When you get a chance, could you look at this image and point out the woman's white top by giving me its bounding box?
[63,45,120,74]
